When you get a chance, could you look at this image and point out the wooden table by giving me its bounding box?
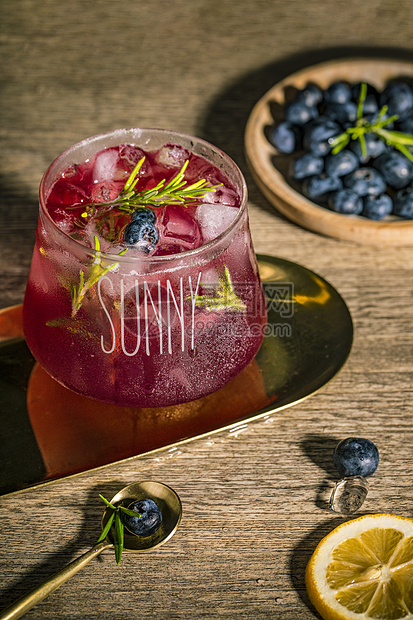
[1,1,412,618]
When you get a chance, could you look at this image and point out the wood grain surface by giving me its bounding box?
[1,1,413,619]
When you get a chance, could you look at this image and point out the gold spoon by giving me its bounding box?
[0,481,182,620]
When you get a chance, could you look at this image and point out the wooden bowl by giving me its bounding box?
[245,58,413,245]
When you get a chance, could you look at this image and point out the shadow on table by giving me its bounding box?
[290,434,378,616]
[300,433,340,510]
[0,480,124,614]
[289,516,345,618]
[198,44,413,213]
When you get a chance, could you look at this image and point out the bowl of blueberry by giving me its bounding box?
[245,58,413,244]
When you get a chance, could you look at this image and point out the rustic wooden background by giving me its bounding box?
[1,1,412,618]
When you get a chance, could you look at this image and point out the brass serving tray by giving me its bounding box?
[0,255,353,496]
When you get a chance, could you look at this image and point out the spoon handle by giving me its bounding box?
[0,540,112,620]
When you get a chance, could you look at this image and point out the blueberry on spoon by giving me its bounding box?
[122,498,163,537]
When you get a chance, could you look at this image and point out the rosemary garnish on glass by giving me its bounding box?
[193,266,246,312]
[83,157,222,216]
[70,236,127,317]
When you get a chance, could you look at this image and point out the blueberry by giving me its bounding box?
[394,185,413,218]
[121,499,162,536]
[365,110,395,130]
[397,115,413,134]
[303,119,341,156]
[296,82,323,107]
[374,151,413,189]
[349,133,386,163]
[284,100,318,126]
[131,207,157,224]
[380,81,413,120]
[364,94,379,115]
[122,499,163,537]
[351,83,380,116]
[324,150,359,177]
[268,121,301,154]
[324,81,352,105]
[362,194,393,220]
[290,153,324,180]
[324,101,358,127]
[123,220,159,247]
[333,437,379,478]
[302,173,342,200]
[343,167,387,197]
[328,189,363,215]
[361,94,380,117]
[351,82,379,103]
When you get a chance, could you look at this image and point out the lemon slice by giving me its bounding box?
[305,513,413,620]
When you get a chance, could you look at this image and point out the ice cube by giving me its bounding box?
[92,147,120,182]
[119,145,146,167]
[159,204,202,250]
[90,181,123,203]
[50,180,89,207]
[61,163,79,179]
[118,145,151,178]
[183,162,223,186]
[195,203,238,242]
[329,476,369,514]
[155,143,191,168]
[200,186,239,207]
[53,208,78,233]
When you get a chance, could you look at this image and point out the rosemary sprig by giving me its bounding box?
[92,157,222,214]
[70,236,127,317]
[330,82,413,162]
[97,495,142,565]
[193,266,246,312]
[65,156,223,315]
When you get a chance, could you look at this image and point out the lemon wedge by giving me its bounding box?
[305,513,413,620]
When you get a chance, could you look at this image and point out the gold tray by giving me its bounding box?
[0,255,353,496]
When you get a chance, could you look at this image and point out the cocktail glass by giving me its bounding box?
[23,128,267,407]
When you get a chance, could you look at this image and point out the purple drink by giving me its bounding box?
[23,129,267,407]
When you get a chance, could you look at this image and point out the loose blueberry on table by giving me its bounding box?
[329,437,379,515]
[267,78,413,220]
[333,437,379,478]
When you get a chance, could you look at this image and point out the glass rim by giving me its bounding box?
[39,127,248,264]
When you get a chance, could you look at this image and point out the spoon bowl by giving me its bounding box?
[103,480,182,552]
[0,481,182,620]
